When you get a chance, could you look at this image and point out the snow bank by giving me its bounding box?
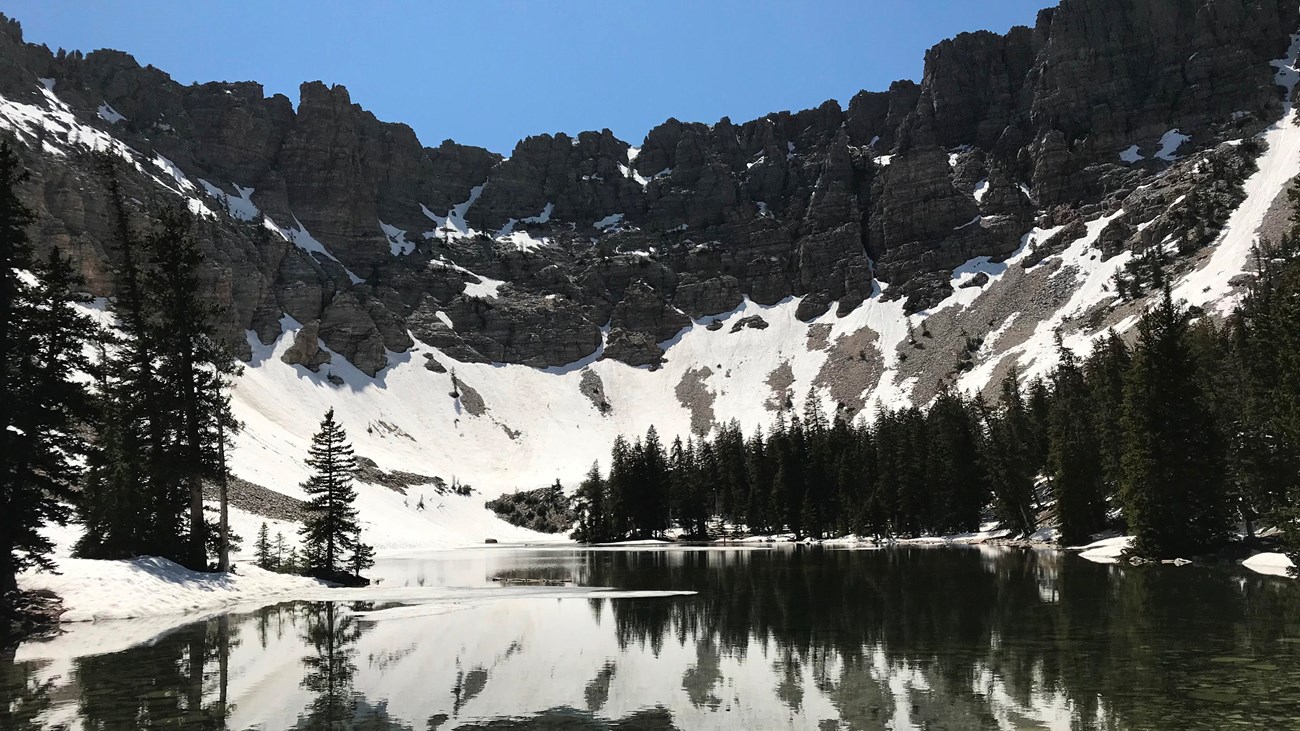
[1241,552,1295,578]
[19,556,328,622]
[1076,536,1132,564]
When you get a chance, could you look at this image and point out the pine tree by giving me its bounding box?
[347,535,375,578]
[1049,341,1108,545]
[605,436,634,540]
[141,208,242,570]
[255,523,274,570]
[284,546,301,575]
[78,156,171,561]
[1121,288,1228,558]
[299,408,361,576]
[1085,331,1131,499]
[637,426,670,538]
[571,462,609,543]
[977,371,1037,536]
[670,437,709,538]
[0,143,97,603]
[274,532,287,570]
[925,385,986,535]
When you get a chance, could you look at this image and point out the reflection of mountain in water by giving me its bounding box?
[3,548,1300,730]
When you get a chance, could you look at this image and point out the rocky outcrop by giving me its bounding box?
[280,320,331,371]
[0,0,1294,372]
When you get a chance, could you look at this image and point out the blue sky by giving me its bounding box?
[7,1,1054,154]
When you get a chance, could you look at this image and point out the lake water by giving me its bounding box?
[4,545,1300,730]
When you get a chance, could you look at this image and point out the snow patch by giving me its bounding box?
[1077,536,1132,564]
[618,163,649,188]
[422,184,485,241]
[1119,145,1144,164]
[594,213,625,230]
[1242,552,1295,578]
[1174,31,1300,314]
[380,221,416,256]
[97,102,125,124]
[199,179,260,221]
[462,273,506,299]
[1155,129,1190,161]
[19,556,328,622]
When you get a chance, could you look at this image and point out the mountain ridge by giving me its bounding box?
[1,0,1298,506]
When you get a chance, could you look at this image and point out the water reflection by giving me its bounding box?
[4,547,1300,730]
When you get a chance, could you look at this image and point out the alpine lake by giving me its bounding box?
[4,545,1299,730]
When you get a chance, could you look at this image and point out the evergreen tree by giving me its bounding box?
[77,164,239,570]
[347,535,375,578]
[284,546,301,575]
[1049,341,1108,545]
[571,462,609,543]
[744,428,772,534]
[1085,331,1131,499]
[0,143,97,603]
[1237,221,1300,562]
[299,409,361,576]
[274,531,287,570]
[978,371,1037,536]
[636,426,670,538]
[1121,288,1228,557]
[141,208,242,570]
[606,436,634,539]
[78,157,171,561]
[254,523,274,570]
[925,385,986,535]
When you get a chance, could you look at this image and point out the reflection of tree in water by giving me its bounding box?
[680,641,721,711]
[1,649,59,731]
[451,663,489,717]
[590,546,1300,730]
[583,661,616,713]
[68,611,236,729]
[296,601,412,730]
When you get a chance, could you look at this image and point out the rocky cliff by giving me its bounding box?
[0,0,1295,409]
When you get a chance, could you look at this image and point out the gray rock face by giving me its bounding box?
[579,368,612,414]
[730,316,770,333]
[0,0,1295,371]
[280,320,331,371]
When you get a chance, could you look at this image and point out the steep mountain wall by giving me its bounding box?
[1,1,1298,500]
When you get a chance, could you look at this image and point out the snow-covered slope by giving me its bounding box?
[216,31,1300,550]
[8,26,1300,553]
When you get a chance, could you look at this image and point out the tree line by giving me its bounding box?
[574,188,1300,562]
[2,145,373,621]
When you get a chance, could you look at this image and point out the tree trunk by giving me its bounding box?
[0,547,17,600]
[183,350,206,571]
[218,414,230,573]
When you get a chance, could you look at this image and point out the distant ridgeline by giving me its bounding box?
[557,189,1300,562]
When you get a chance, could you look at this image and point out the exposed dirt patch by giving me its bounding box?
[354,456,442,495]
[1257,173,1300,248]
[805,324,832,351]
[764,360,795,412]
[813,327,883,417]
[895,259,1078,405]
[675,366,717,436]
[204,476,308,521]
